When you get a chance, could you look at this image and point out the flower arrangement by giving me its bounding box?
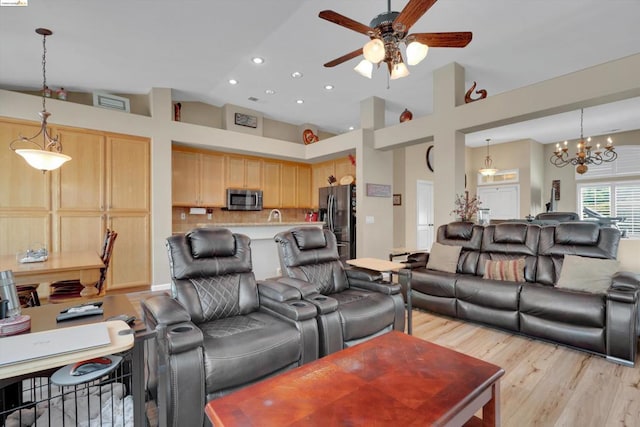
[451,191,481,222]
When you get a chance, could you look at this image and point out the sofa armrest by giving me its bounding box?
[611,271,640,293]
[404,252,429,269]
[272,277,319,298]
[267,277,338,314]
[345,267,382,282]
[141,294,191,329]
[344,265,402,295]
[257,280,318,321]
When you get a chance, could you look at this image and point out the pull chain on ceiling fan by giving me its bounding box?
[319,0,472,79]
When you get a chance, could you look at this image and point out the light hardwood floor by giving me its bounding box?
[126,291,639,427]
[411,309,640,427]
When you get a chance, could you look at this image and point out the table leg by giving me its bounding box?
[79,269,101,297]
[482,380,500,427]
[406,269,412,335]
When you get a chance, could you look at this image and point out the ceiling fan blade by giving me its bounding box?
[395,0,438,32]
[412,32,473,47]
[324,48,364,68]
[319,10,372,36]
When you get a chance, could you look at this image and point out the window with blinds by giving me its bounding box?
[578,180,640,238]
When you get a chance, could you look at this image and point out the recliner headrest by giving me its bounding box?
[187,228,235,258]
[445,222,474,240]
[555,222,599,245]
[493,223,528,244]
[292,227,327,250]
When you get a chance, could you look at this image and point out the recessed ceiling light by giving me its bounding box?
[252,57,264,64]
[348,126,355,131]
[324,84,334,90]
[296,99,304,104]
[265,89,275,95]
[228,79,238,85]
[291,71,303,78]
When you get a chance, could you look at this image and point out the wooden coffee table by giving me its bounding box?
[205,331,504,426]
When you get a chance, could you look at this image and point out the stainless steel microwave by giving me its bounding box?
[226,189,263,211]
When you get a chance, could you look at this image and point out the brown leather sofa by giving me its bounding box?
[405,221,640,366]
[141,228,319,426]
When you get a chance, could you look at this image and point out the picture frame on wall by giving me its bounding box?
[393,194,402,206]
[234,112,258,128]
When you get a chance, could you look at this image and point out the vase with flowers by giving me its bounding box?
[451,191,481,222]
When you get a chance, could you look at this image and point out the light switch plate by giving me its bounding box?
[365,216,375,224]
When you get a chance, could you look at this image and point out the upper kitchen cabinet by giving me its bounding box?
[226,155,262,189]
[334,156,356,182]
[280,162,296,208]
[263,160,282,208]
[172,148,225,207]
[310,156,355,208]
[0,118,51,210]
[296,165,312,209]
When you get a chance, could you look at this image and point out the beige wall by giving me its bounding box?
[4,53,640,280]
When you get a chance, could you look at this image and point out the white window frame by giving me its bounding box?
[577,179,640,239]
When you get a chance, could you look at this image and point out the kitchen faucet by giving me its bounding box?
[267,209,282,223]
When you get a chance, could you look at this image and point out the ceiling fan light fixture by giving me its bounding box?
[390,61,409,80]
[406,40,428,65]
[363,38,385,64]
[354,59,373,79]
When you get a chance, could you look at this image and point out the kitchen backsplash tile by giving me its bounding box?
[173,207,313,231]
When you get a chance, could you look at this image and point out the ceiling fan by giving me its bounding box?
[319,0,472,79]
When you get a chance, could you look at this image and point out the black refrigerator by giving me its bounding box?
[319,184,356,261]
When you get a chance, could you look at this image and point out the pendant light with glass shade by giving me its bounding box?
[479,138,498,176]
[9,28,71,172]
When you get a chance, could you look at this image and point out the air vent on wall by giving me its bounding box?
[248,97,259,102]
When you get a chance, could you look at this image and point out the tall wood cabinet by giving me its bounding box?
[0,118,151,292]
[0,119,52,255]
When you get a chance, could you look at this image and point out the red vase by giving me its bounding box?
[399,108,413,123]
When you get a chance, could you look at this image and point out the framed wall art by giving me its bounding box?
[234,112,258,128]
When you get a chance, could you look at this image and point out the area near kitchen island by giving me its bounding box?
[173,219,324,279]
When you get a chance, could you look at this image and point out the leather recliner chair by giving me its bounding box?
[141,228,319,427]
[274,227,405,356]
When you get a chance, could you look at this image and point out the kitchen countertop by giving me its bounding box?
[173,221,324,235]
[197,221,324,227]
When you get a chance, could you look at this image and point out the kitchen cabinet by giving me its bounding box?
[296,165,312,209]
[107,213,150,290]
[311,157,355,208]
[107,135,150,211]
[0,117,151,293]
[280,163,297,208]
[226,155,262,189]
[55,128,105,211]
[263,161,282,208]
[172,150,200,206]
[171,147,314,209]
[172,149,225,207]
[0,119,50,210]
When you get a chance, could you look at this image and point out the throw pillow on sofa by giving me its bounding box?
[555,255,620,293]
[483,258,526,282]
[426,242,462,273]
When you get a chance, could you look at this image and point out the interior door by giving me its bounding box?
[416,180,434,250]
[477,185,520,220]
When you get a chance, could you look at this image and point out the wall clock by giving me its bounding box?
[426,145,434,172]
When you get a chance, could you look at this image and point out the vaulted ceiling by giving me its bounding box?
[2,0,639,147]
